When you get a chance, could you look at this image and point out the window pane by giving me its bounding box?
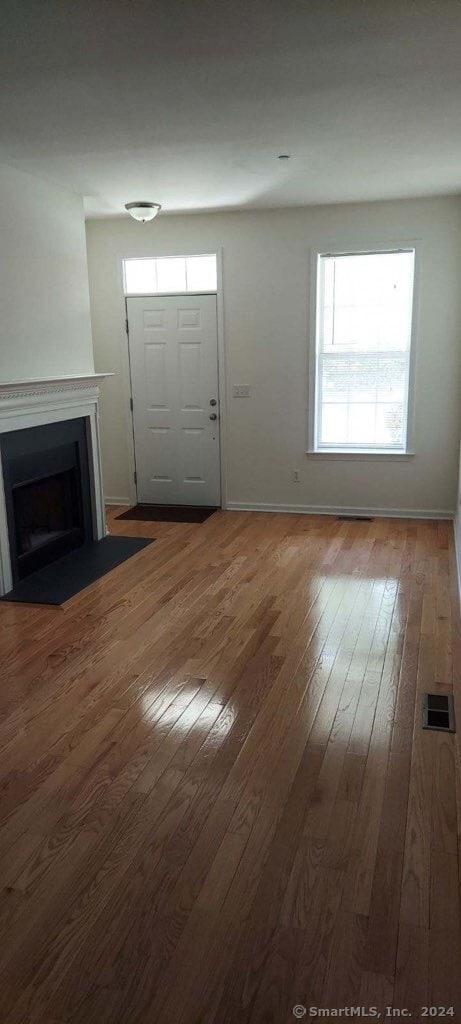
[322,403,348,443]
[124,258,156,293]
[332,304,380,349]
[156,257,186,292]
[347,403,376,443]
[124,253,217,295]
[315,249,414,451]
[322,251,414,353]
[375,403,404,446]
[186,255,217,291]
[376,356,407,403]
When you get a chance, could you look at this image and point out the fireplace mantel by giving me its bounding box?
[0,372,113,595]
[0,372,113,405]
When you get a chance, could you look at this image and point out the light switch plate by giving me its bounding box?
[233,385,251,398]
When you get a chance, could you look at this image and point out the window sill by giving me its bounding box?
[305,449,415,461]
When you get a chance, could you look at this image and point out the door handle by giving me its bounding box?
[209,413,218,420]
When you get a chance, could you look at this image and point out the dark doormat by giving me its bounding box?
[1,536,154,606]
[117,504,218,524]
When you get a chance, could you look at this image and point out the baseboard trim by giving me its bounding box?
[105,496,455,521]
[226,501,455,520]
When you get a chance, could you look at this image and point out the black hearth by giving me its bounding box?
[1,418,93,585]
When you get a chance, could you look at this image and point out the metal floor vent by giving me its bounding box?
[336,515,374,522]
[422,693,455,732]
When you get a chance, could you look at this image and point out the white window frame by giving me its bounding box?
[307,242,420,458]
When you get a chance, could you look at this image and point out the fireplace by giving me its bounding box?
[1,418,93,585]
[0,375,152,605]
[0,374,110,597]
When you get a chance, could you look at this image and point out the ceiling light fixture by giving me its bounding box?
[125,201,161,222]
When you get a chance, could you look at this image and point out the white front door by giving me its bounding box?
[127,294,221,506]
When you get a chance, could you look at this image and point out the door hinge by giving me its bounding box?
[125,318,129,336]
[134,470,137,485]
[129,397,133,412]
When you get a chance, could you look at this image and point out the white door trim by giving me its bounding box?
[118,248,227,508]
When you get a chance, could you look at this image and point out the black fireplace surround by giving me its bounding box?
[1,418,93,585]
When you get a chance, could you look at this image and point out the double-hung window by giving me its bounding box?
[310,247,416,454]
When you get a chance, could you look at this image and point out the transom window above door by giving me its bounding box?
[123,254,217,294]
[309,247,416,455]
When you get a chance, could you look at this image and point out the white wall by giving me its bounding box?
[0,162,94,382]
[454,445,461,600]
[86,197,461,515]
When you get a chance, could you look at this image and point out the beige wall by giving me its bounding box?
[455,444,461,597]
[86,197,461,514]
[0,162,94,382]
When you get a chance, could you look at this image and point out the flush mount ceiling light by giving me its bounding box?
[124,201,161,223]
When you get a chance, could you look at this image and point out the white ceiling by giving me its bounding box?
[1,0,461,218]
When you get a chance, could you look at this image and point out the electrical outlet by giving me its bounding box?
[293,470,300,483]
[233,385,251,398]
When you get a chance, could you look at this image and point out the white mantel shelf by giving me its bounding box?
[0,372,113,401]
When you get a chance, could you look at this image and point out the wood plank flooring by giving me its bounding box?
[0,508,460,1022]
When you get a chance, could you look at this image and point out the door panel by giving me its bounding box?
[127,294,220,506]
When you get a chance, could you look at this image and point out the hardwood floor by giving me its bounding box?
[0,508,460,1022]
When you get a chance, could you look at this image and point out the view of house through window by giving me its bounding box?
[313,248,416,452]
[123,254,217,294]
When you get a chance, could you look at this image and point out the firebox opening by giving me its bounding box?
[12,465,85,578]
